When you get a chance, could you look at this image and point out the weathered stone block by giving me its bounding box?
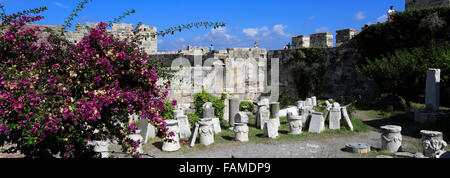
[177,115,192,139]
[308,112,325,133]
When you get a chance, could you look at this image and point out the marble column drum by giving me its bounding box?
[380,125,402,153]
[234,123,249,142]
[162,120,181,152]
[287,112,302,135]
[198,118,215,146]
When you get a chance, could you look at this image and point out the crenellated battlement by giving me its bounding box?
[291,28,359,49]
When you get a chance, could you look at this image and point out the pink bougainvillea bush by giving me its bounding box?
[0,11,172,158]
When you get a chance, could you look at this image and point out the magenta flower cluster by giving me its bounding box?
[0,13,174,158]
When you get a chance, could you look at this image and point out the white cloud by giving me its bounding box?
[272,24,291,38]
[315,27,330,33]
[243,26,271,40]
[309,16,316,20]
[157,39,164,44]
[354,11,366,20]
[243,24,291,40]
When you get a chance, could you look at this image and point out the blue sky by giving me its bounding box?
[1,0,405,51]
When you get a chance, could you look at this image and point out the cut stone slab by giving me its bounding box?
[173,110,184,119]
[202,102,215,118]
[329,107,341,130]
[177,115,191,139]
[189,122,200,147]
[312,96,317,107]
[305,98,313,106]
[138,118,149,143]
[308,112,325,133]
[259,109,270,130]
[264,119,279,139]
[211,118,222,134]
[234,112,249,124]
[223,99,229,123]
[341,107,354,131]
[425,68,440,112]
[345,143,371,154]
[138,118,155,143]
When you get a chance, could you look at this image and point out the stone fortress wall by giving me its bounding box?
[28,22,158,54]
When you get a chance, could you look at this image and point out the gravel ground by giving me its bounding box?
[140,131,422,158]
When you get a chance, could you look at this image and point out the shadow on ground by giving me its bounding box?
[362,112,422,139]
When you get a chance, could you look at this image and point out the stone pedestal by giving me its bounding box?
[223,99,229,123]
[311,96,317,107]
[211,118,222,134]
[229,98,241,129]
[202,102,215,118]
[270,102,280,119]
[264,118,279,139]
[420,130,447,158]
[308,112,325,133]
[138,118,155,144]
[92,140,110,158]
[189,122,199,147]
[129,131,144,154]
[199,119,215,146]
[234,123,249,142]
[162,120,181,152]
[177,115,191,139]
[305,98,313,106]
[329,107,342,130]
[425,69,440,112]
[380,125,402,153]
[258,108,270,130]
[287,112,302,135]
[234,112,249,124]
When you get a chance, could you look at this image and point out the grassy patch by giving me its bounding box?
[171,113,373,151]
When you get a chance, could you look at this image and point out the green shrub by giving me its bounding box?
[192,89,226,120]
[358,44,450,104]
[355,6,450,60]
[161,100,175,120]
[239,101,255,113]
[186,113,199,126]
